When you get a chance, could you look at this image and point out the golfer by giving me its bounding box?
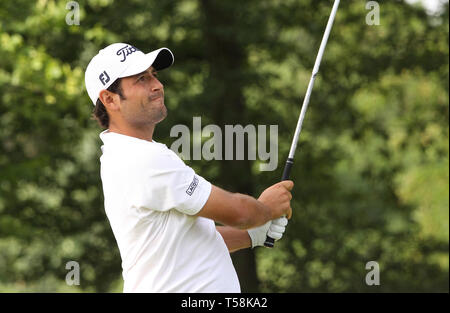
[85,43,293,293]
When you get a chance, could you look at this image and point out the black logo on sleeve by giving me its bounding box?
[186,176,199,196]
[99,71,110,85]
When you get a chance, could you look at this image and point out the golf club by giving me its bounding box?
[264,0,341,248]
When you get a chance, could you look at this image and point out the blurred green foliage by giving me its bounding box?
[0,0,448,292]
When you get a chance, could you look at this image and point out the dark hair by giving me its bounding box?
[92,78,125,128]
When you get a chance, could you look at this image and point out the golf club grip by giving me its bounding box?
[263,158,294,248]
[281,158,294,181]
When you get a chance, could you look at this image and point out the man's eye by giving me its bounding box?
[138,76,146,81]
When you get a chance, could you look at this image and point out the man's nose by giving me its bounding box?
[151,78,164,92]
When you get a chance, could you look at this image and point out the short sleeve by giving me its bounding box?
[134,149,212,216]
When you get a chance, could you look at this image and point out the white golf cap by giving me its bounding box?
[85,43,174,105]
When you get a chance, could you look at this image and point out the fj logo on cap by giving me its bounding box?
[99,71,110,86]
[186,176,199,196]
[116,45,139,62]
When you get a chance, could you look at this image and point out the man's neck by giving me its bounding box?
[108,123,155,142]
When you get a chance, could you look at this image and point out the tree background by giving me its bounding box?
[0,0,448,292]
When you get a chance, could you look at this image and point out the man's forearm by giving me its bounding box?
[216,226,251,253]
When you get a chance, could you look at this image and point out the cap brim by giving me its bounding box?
[119,47,174,78]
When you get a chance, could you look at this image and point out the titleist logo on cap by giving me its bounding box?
[116,45,140,62]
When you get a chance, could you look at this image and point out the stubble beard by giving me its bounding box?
[135,94,167,126]
[122,94,167,129]
[147,95,167,124]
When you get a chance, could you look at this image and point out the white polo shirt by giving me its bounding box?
[99,130,240,293]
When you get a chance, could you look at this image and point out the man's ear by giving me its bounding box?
[99,90,120,111]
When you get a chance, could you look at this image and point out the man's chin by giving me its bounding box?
[154,105,168,124]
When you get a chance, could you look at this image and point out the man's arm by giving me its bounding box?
[195,182,293,230]
[216,226,251,253]
[199,182,293,252]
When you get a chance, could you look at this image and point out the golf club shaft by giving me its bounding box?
[264,0,340,248]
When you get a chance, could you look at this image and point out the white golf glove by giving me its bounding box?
[247,217,288,248]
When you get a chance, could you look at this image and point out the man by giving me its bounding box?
[85,43,293,292]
